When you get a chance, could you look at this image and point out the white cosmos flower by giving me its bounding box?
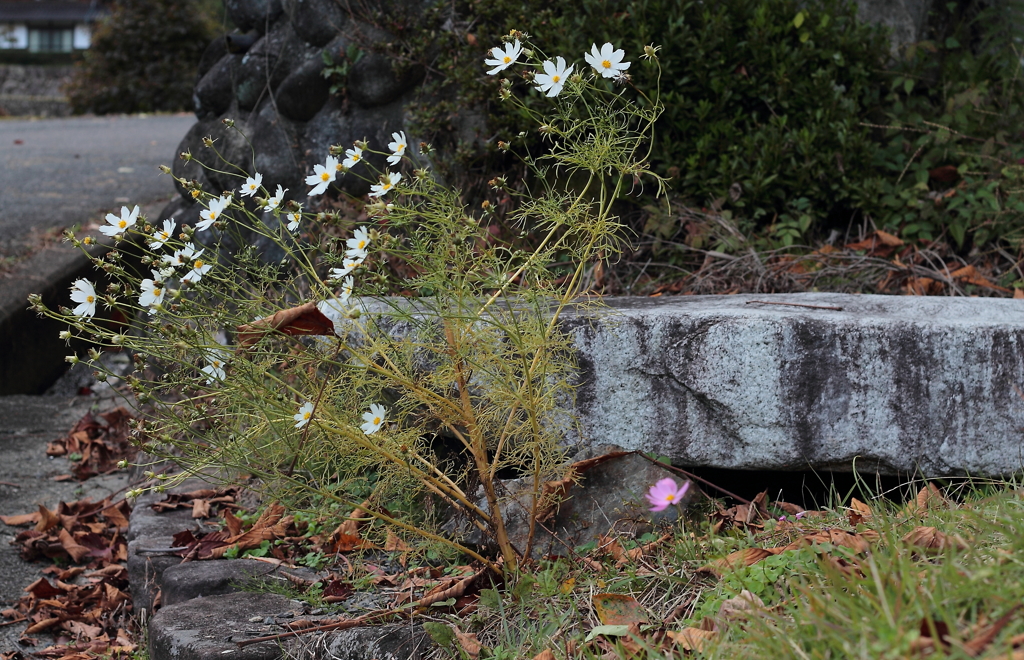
[267,185,287,211]
[346,227,370,258]
[149,219,176,250]
[369,171,401,198]
[361,403,386,434]
[138,270,166,313]
[165,242,199,269]
[387,131,407,166]
[534,56,573,96]
[330,254,364,279]
[201,348,230,384]
[294,401,314,428]
[286,208,302,232]
[306,155,338,196]
[339,275,354,304]
[485,39,522,75]
[99,205,139,237]
[69,279,97,318]
[241,172,263,197]
[182,253,213,283]
[196,195,230,231]
[343,145,364,170]
[585,42,630,78]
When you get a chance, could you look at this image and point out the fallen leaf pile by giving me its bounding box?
[44,408,135,481]
[1,497,135,657]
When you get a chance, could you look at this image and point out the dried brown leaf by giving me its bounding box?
[902,527,969,554]
[191,499,211,519]
[699,547,778,576]
[666,628,717,652]
[236,302,336,349]
[963,605,1021,656]
[454,629,482,659]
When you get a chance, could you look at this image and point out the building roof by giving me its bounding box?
[0,1,107,23]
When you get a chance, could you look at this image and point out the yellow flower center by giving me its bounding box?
[191,189,200,198]
[193,260,204,269]
[303,411,311,420]
[118,220,127,228]
[358,240,366,249]
[383,182,392,191]
[552,75,560,82]
[398,143,405,151]
[86,295,95,303]
[503,56,511,64]
[213,360,221,368]
[665,494,674,502]
[602,59,611,69]
[320,172,330,182]
[160,232,168,240]
[153,288,162,297]
[352,154,360,162]
[372,416,381,425]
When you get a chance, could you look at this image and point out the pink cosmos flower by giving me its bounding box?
[646,478,690,512]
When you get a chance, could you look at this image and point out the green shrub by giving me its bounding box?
[67,0,220,115]
[393,0,1024,251]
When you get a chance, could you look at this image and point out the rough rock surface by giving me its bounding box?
[563,294,1024,477]
[451,447,685,557]
[148,592,298,660]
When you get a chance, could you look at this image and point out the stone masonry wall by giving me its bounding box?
[0,65,73,117]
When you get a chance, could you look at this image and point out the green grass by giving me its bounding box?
[418,479,1024,659]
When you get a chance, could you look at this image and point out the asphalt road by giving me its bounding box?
[0,114,196,259]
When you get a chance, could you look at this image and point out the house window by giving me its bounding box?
[28,28,73,52]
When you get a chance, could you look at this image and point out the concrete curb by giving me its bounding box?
[127,475,428,660]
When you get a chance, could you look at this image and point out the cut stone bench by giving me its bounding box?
[561,293,1024,477]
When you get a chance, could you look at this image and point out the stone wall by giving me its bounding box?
[0,65,73,117]
[164,0,433,226]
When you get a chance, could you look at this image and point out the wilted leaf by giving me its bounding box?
[0,512,40,527]
[532,650,556,660]
[699,547,778,576]
[454,629,482,659]
[963,605,1021,656]
[910,483,948,516]
[35,505,60,533]
[191,499,211,519]
[237,302,337,349]
[848,498,873,524]
[717,590,765,622]
[593,593,649,626]
[57,529,91,563]
[384,531,411,552]
[902,527,968,554]
[223,509,244,536]
[666,628,717,652]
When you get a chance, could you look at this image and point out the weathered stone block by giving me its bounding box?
[283,0,347,47]
[224,0,284,34]
[235,22,314,111]
[347,53,423,108]
[563,294,1024,477]
[148,592,294,660]
[275,53,332,121]
[161,561,316,607]
[194,53,242,120]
